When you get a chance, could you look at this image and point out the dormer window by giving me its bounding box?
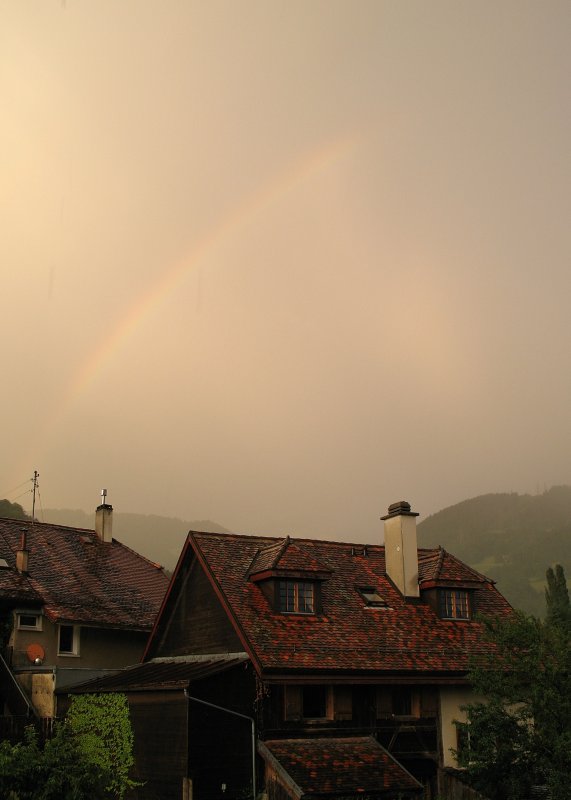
[17,612,42,631]
[440,589,470,620]
[278,580,315,614]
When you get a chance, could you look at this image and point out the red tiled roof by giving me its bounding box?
[0,518,169,630]
[418,546,490,586]
[189,532,513,676]
[259,737,422,796]
[248,537,332,580]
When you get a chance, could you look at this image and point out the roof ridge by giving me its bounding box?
[436,545,446,577]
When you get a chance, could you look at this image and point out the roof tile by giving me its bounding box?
[0,517,169,630]
[191,532,513,675]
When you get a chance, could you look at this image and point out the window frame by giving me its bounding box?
[278,580,315,614]
[356,586,389,608]
[58,624,80,656]
[440,589,471,620]
[16,611,42,631]
[284,685,344,722]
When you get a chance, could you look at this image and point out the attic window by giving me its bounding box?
[278,580,314,614]
[440,589,470,620]
[17,613,42,631]
[357,586,388,608]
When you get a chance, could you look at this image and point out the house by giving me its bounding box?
[62,500,513,800]
[0,500,169,721]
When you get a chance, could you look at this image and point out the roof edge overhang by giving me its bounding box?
[419,579,489,590]
[143,533,195,661]
[258,670,470,685]
[48,617,152,633]
[249,568,332,583]
[186,534,264,674]
[257,741,304,799]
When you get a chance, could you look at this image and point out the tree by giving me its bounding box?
[0,723,108,799]
[0,500,29,520]
[545,564,571,633]
[0,694,137,799]
[455,566,571,800]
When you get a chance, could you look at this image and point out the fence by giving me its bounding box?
[0,715,56,745]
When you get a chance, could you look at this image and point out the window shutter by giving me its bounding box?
[284,686,302,721]
[334,687,352,721]
[376,687,392,719]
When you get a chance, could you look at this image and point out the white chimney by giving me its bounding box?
[382,500,420,598]
[95,490,113,543]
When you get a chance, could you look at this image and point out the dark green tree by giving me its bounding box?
[455,567,571,800]
[0,499,30,520]
[545,563,571,632]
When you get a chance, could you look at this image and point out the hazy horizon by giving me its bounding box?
[2,1,570,544]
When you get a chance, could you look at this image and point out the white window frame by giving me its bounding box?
[16,611,43,631]
[58,624,80,656]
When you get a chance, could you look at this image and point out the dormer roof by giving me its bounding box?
[418,546,490,588]
[248,537,333,582]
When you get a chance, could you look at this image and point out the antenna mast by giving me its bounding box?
[31,470,39,522]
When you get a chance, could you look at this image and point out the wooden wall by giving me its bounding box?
[154,558,243,657]
[127,691,189,800]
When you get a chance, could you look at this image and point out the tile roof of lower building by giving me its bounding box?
[259,737,422,797]
[60,654,249,694]
[0,517,169,630]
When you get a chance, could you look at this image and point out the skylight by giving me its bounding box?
[357,586,389,608]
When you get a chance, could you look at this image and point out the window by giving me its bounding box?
[17,613,42,631]
[357,586,388,608]
[58,624,80,655]
[376,687,420,719]
[278,580,314,613]
[284,686,330,720]
[302,686,327,718]
[440,590,470,620]
[284,686,351,722]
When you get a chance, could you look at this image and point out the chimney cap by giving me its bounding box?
[381,500,419,520]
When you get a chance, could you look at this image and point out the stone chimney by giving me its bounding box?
[16,530,29,573]
[381,500,420,598]
[95,495,113,544]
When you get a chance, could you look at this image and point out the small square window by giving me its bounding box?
[58,624,80,656]
[440,590,470,620]
[17,613,42,631]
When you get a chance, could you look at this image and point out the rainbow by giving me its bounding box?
[16,132,358,484]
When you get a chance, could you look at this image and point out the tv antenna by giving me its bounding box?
[31,470,39,522]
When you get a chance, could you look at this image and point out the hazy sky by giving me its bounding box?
[2,1,570,542]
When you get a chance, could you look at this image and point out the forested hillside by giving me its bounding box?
[417,486,571,615]
[9,487,570,614]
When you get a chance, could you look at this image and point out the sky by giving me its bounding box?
[1,0,570,543]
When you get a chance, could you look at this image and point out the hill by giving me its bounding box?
[417,486,571,616]
[42,508,230,571]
